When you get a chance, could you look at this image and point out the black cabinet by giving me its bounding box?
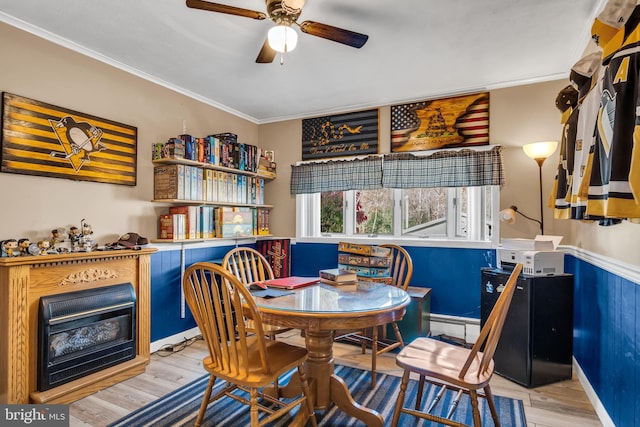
[480,268,574,388]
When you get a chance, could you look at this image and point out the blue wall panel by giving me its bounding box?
[149,244,237,341]
[150,250,186,341]
[568,257,638,427]
[148,242,639,425]
[291,242,495,318]
[291,242,341,276]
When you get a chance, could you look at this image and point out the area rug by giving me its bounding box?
[109,365,526,426]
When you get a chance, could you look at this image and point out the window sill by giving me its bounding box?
[294,235,497,250]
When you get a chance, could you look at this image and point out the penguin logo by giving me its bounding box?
[597,89,616,157]
[49,116,106,171]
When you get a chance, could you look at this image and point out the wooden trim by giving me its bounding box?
[0,249,155,404]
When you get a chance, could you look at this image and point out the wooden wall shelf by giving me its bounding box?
[152,158,276,180]
[151,199,273,209]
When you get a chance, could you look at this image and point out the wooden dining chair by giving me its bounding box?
[222,247,291,339]
[182,262,317,427]
[390,263,523,427]
[336,243,414,388]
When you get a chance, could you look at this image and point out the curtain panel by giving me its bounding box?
[382,145,504,188]
[290,146,503,194]
[290,156,383,194]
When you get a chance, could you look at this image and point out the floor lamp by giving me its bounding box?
[520,141,558,235]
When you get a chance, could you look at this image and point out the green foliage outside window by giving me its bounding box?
[321,191,344,233]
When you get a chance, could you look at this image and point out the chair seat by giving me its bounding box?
[203,337,308,387]
[395,337,494,389]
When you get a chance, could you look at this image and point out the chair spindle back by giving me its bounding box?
[222,247,274,284]
[183,262,269,377]
[380,244,413,290]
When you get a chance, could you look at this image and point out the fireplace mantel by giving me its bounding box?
[0,248,156,404]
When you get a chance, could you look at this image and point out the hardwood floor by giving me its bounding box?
[69,331,603,427]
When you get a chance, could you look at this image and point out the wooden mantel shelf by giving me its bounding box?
[0,247,156,267]
[0,248,156,404]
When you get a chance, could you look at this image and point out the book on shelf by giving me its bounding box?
[159,213,186,240]
[169,206,198,239]
[318,268,357,284]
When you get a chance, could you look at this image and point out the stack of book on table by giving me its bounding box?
[319,268,358,285]
[337,242,393,284]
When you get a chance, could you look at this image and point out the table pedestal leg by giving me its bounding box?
[304,329,334,409]
[305,329,383,427]
[330,374,383,427]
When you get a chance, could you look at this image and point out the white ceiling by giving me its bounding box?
[0,0,603,124]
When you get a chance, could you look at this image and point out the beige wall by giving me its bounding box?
[261,81,640,267]
[2,22,639,267]
[0,22,257,244]
[261,81,572,238]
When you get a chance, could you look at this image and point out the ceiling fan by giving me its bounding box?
[185,0,369,63]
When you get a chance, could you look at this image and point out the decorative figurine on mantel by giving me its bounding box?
[49,228,69,252]
[79,219,96,252]
[50,228,62,246]
[37,240,54,255]
[68,226,81,251]
[27,242,40,256]
[1,239,18,257]
[18,238,31,256]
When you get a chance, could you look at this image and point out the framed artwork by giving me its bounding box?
[1,92,137,186]
[302,108,378,160]
[391,92,489,152]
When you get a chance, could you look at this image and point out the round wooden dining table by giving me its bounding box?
[252,281,410,427]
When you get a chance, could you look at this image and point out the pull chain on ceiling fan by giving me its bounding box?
[185,0,369,64]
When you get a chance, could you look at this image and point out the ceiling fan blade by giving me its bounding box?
[298,21,368,48]
[186,0,267,20]
[256,38,277,63]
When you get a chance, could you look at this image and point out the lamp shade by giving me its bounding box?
[499,207,517,224]
[268,25,298,53]
[522,141,558,161]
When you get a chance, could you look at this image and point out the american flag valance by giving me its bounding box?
[290,146,504,194]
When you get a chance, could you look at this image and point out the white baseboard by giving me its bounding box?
[428,313,479,344]
[150,326,201,353]
[573,358,614,427]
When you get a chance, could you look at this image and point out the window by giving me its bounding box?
[355,189,393,235]
[320,191,344,233]
[298,185,499,245]
[293,146,504,246]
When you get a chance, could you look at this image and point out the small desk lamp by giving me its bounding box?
[499,205,542,231]
[508,141,558,235]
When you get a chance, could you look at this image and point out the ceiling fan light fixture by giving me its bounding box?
[268,24,298,53]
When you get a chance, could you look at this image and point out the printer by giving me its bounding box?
[497,236,564,276]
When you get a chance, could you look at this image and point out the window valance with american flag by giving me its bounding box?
[290,145,504,194]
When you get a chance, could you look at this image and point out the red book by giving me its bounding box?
[256,276,319,290]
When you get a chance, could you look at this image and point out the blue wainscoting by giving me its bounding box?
[565,255,639,427]
[149,244,237,341]
[148,241,638,426]
[291,242,496,318]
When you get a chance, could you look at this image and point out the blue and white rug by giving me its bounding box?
[109,365,526,426]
